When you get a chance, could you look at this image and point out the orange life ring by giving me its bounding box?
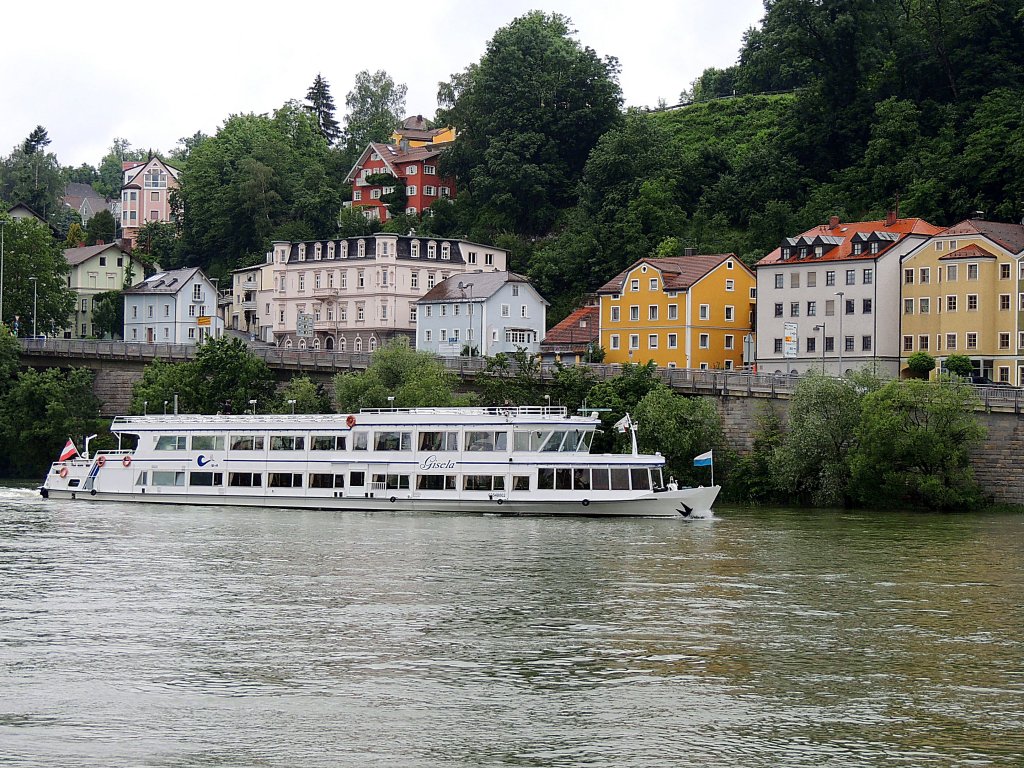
[59,467,68,478]
[346,414,356,428]
[122,456,132,467]
[97,456,106,468]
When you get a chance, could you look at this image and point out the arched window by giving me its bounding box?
[341,241,348,259]
[284,338,293,348]
[325,336,334,350]
[298,244,306,261]
[411,240,420,258]
[327,242,335,259]
[312,337,321,350]
[298,338,307,350]
[427,241,437,259]
[355,337,362,353]
[357,239,366,257]
[369,337,377,352]
[339,337,347,353]
[440,242,450,260]
[314,242,322,260]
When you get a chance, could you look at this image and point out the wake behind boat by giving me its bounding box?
[39,406,720,518]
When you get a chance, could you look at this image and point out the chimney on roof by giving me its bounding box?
[684,247,697,256]
[829,215,840,228]
[972,210,985,220]
[884,210,897,227]
[78,241,85,248]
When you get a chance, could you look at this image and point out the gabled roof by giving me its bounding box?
[938,219,1024,254]
[63,182,108,210]
[417,271,544,304]
[344,141,447,184]
[122,157,182,187]
[64,242,126,267]
[541,306,599,349]
[123,267,202,295]
[939,243,999,261]
[597,254,739,294]
[758,218,942,266]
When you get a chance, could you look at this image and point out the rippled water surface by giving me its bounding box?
[1,485,1022,767]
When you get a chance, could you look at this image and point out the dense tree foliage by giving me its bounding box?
[849,378,985,510]
[333,341,471,411]
[0,214,75,333]
[91,290,124,339]
[438,11,623,237]
[342,70,407,157]
[130,336,278,415]
[85,208,116,245]
[0,126,63,220]
[275,375,333,414]
[305,73,341,145]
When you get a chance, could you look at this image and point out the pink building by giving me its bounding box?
[120,157,181,248]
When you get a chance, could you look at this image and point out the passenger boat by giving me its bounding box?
[39,407,720,518]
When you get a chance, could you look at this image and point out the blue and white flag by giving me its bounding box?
[693,450,713,467]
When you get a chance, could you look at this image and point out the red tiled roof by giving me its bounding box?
[939,219,1024,254]
[756,218,942,267]
[541,306,599,348]
[597,254,736,294]
[938,243,999,261]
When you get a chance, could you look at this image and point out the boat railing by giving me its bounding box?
[369,481,387,492]
[357,406,569,417]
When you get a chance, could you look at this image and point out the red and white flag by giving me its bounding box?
[59,439,78,462]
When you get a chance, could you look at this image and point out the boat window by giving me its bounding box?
[514,432,530,451]
[270,436,305,451]
[573,469,590,490]
[155,435,186,451]
[312,435,346,451]
[581,432,595,452]
[373,473,410,490]
[538,467,554,490]
[610,468,630,490]
[416,474,457,490]
[555,468,572,489]
[153,470,185,486]
[630,468,651,491]
[268,472,303,487]
[309,473,345,488]
[466,431,507,451]
[541,431,567,452]
[419,431,459,451]
[353,432,368,451]
[349,471,365,486]
[230,435,264,451]
[189,472,223,486]
[191,436,225,451]
[592,469,610,490]
[513,475,530,491]
[68,478,81,487]
[135,471,148,486]
[463,475,504,491]
[229,472,262,487]
[374,431,412,451]
[652,468,664,488]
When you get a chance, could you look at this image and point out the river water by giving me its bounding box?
[1,485,1022,767]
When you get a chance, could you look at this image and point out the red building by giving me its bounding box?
[344,141,457,222]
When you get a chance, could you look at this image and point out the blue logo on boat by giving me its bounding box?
[197,455,211,467]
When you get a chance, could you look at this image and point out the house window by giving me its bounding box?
[1000,263,1011,279]
[826,271,836,286]
[520,305,528,318]
[904,268,914,284]
[947,295,957,312]
[946,333,957,350]
[920,298,930,314]
[862,336,872,351]
[724,306,734,322]
[611,306,620,322]
[774,303,783,318]
[406,185,417,196]
[406,165,418,175]
[790,302,799,317]
[649,278,658,290]
[724,335,734,350]
[966,332,978,350]
[427,242,436,259]
[919,268,929,284]
[441,242,450,260]
[967,294,979,311]
[610,334,620,350]
[699,304,709,320]
[358,270,365,288]
[467,251,477,264]
[423,186,436,196]
[904,298,914,314]
[999,332,1010,350]
[903,335,913,352]
[501,304,510,317]
[630,305,639,321]
[353,190,362,201]
[845,269,855,285]
[423,165,436,175]
[648,334,658,349]
[807,301,816,317]
[699,334,710,349]
[427,274,435,289]
[774,274,784,289]
[411,273,419,289]
[947,264,958,281]
[411,240,420,258]
[1000,294,1010,310]
[807,337,816,353]
[406,207,418,215]
[862,298,872,314]
[845,336,855,352]
[668,333,677,349]
[484,253,494,266]
[920,335,929,351]
[807,273,816,288]
[668,304,678,320]
[648,305,658,321]
[629,334,639,350]
[774,338,783,353]
[630,279,639,292]
[790,273,800,288]
[863,268,873,284]
[968,263,979,280]
[845,299,855,315]
[725,279,735,292]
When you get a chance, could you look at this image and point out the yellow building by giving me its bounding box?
[598,254,756,369]
[390,116,455,147]
[900,219,1024,384]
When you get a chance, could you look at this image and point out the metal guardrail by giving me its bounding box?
[17,338,1024,412]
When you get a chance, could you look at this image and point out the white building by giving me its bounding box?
[755,215,942,376]
[123,268,224,344]
[261,234,508,351]
[415,271,547,357]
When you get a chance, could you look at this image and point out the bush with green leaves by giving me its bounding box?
[906,351,936,379]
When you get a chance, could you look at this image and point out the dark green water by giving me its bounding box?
[1,486,1021,766]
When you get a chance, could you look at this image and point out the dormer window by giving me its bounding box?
[278,247,287,264]
[298,244,307,261]
[427,241,437,259]
[814,246,823,258]
[799,247,808,258]
[357,239,366,257]
[440,242,450,260]
[314,243,322,260]
[411,240,420,258]
[870,241,880,254]
[327,242,335,259]
[341,241,349,259]
[853,243,863,255]
[782,247,791,259]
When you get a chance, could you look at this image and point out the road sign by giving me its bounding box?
[197,316,211,327]
[783,322,798,359]
[296,313,314,337]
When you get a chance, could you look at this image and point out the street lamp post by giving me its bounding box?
[458,281,474,356]
[29,277,37,338]
[813,323,825,373]
[287,398,296,414]
[834,291,845,376]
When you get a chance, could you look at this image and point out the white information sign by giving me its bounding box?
[783,322,798,359]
